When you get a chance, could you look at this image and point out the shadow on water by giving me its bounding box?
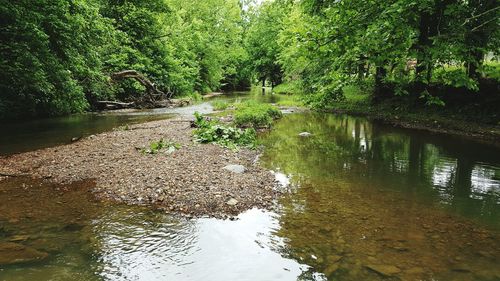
[0,113,175,155]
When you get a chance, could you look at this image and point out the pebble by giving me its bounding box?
[223,164,246,174]
[226,198,239,206]
[0,118,279,218]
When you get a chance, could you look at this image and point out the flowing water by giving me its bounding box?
[0,92,499,280]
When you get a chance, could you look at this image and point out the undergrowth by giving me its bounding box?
[211,100,230,110]
[193,112,257,149]
[141,138,181,155]
[233,100,282,128]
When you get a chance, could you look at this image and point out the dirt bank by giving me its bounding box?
[0,118,281,218]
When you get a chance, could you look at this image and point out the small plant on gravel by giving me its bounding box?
[211,100,230,111]
[233,101,282,128]
[141,138,181,155]
[193,112,257,149]
[117,124,130,131]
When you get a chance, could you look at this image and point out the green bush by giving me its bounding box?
[211,100,230,110]
[193,112,257,149]
[234,101,282,128]
[187,92,203,102]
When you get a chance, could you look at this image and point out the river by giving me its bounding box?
[0,91,499,281]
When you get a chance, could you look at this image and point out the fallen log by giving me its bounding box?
[96,100,135,110]
[111,70,173,104]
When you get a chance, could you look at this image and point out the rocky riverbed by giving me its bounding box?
[0,118,281,218]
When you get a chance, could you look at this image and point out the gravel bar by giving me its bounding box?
[0,118,281,218]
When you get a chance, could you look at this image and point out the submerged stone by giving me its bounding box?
[0,242,48,265]
[327,254,343,263]
[366,264,401,277]
[8,235,30,242]
[223,164,246,174]
[324,263,340,276]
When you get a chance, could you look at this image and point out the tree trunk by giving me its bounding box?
[416,11,431,82]
[374,66,387,101]
[466,49,484,80]
[110,70,172,106]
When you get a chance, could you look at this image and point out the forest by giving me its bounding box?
[0,0,498,120]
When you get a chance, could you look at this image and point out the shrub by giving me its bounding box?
[233,101,282,128]
[211,100,230,110]
[193,112,257,149]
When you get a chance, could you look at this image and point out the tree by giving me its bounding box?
[0,0,115,118]
[245,0,289,88]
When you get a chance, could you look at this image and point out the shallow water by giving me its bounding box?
[1,93,500,281]
[259,113,500,280]
[0,88,292,156]
[0,113,174,155]
[0,178,306,281]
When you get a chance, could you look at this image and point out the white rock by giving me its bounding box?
[223,164,246,174]
[298,132,312,137]
[226,198,239,206]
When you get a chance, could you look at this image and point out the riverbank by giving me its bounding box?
[325,101,500,146]
[0,118,280,218]
[273,79,500,145]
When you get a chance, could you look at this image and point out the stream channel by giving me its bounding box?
[0,91,499,281]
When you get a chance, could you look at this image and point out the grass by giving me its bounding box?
[233,100,282,128]
[211,100,230,110]
[275,94,305,107]
[483,61,500,80]
[342,85,370,104]
[273,81,301,95]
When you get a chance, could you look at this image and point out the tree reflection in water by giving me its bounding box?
[260,113,500,280]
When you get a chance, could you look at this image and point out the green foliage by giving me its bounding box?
[211,100,230,111]
[419,90,446,107]
[186,92,203,102]
[244,0,289,85]
[0,0,251,119]
[234,101,282,128]
[246,0,499,108]
[433,68,479,91]
[141,138,181,155]
[482,62,500,81]
[3,0,497,119]
[273,81,301,95]
[342,85,371,104]
[193,112,257,149]
[0,0,114,118]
